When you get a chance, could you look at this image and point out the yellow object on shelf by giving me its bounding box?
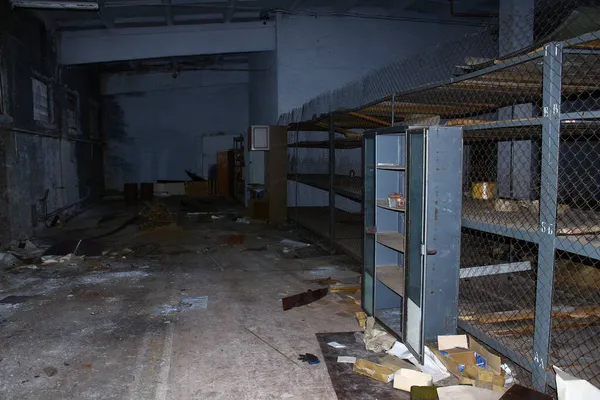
[472,182,495,200]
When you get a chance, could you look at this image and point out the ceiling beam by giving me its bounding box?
[163,0,173,25]
[59,22,276,65]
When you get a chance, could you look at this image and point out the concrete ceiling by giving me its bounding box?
[24,0,499,31]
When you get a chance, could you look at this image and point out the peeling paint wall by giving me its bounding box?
[0,5,102,244]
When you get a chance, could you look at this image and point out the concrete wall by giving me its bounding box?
[104,74,248,189]
[276,13,478,117]
[248,51,278,126]
[0,4,102,244]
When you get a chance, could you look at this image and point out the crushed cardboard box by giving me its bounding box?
[355,311,367,329]
[353,359,395,383]
[433,335,505,393]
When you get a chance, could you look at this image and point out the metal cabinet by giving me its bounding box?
[362,125,463,362]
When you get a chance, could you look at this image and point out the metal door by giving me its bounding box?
[403,128,427,363]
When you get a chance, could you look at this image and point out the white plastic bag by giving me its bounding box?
[387,341,451,382]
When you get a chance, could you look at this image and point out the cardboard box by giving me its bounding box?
[355,311,367,329]
[393,369,433,392]
[434,335,505,392]
[353,359,395,383]
[185,181,210,198]
[379,354,419,372]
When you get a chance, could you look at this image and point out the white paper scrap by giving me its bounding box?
[327,341,346,349]
[337,356,357,364]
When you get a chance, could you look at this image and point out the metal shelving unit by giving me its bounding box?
[281,26,600,393]
[287,129,363,261]
[362,126,463,362]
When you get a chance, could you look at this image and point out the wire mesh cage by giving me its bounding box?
[282,0,600,393]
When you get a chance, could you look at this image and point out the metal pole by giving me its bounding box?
[329,113,336,244]
[532,42,562,392]
[391,94,395,126]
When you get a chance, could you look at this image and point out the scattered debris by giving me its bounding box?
[211,215,224,220]
[355,311,367,329]
[364,317,395,352]
[308,277,339,285]
[353,359,395,383]
[434,334,504,392]
[179,296,208,310]
[327,341,346,349]
[388,341,451,383]
[298,353,320,365]
[282,288,328,311]
[379,354,419,372]
[140,203,175,229]
[280,239,310,248]
[393,368,433,391]
[337,356,357,364]
[41,253,84,265]
[0,252,20,269]
[43,367,58,377]
[236,217,250,224]
[219,234,245,245]
[329,283,361,293]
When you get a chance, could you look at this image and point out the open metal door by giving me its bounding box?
[403,128,427,363]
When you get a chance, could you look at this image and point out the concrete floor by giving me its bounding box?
[0,205,363,400]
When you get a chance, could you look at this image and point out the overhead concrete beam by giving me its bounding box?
[59,21,275,65]
[101,69,249,95]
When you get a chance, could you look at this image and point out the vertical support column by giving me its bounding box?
[329,113,336,244]
[532,42,562,392]
[391,95,395,126]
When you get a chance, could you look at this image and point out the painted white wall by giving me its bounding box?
[105,81,248,189]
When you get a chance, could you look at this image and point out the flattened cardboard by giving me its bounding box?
[353,359,395,383]
[393,369,433,392]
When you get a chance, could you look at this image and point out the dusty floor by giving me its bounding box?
[0,201,364,400]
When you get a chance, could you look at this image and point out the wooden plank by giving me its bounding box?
[268,126,288,224]
[461,305,600,324]
[459,262,531,278]
[376,265,405,297]
[491,318,600,336]
[376,232,405,252]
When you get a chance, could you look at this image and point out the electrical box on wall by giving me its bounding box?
[249,125,270,150]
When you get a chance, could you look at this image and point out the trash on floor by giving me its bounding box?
[0,252,20,269]
[355,311,367,328]
[554,366,600,399]
[298,353,320,365]
[41,253,84,265]
[236,217,250,224]
[393,368,433,392]
[327,341,346,349]
[280,239,310,248]
[281,288,329,311]
[179,296,208,310]
[353,359,395,383]
[140,203,175,229]
[329,282,361,293]
[378,354,419,372]
[219,234,245,245]
[388,341,450,383]
[437,385,502,400]
[432,334,504,392]
[337,356,357,364]
[363,317,396,352]
[500,384,552,399]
